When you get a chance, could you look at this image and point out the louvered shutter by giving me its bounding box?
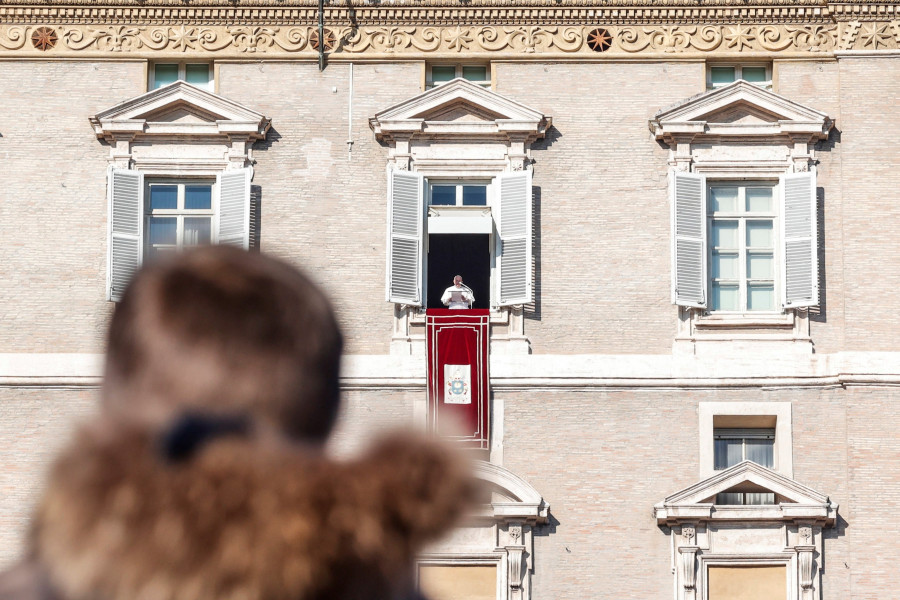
[781,171,818,308]
[386,170,424,305]
[497,171,533,306]
[671,171,707,308]
[107,167,143,302]
[217,167,252,248]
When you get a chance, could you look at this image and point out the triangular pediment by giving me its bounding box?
[370,78,550,143]
[650,80,832,142]
[655,461,837,525]
[90,81,269,141]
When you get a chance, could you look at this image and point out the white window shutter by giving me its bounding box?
[107,167,143,302]
[671,170,707,308]
[386,169,424,305]
[781,171,818,308]
[497,170,533,306]
[217,167,252,248]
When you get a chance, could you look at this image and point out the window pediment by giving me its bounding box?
[370,78,550,144]
[90,81,270,142]
[650,80,832,144]
[655,461,837,525]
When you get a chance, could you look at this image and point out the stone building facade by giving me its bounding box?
[2,1,900,599]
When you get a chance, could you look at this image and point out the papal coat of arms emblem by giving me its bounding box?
[444,364,471,404]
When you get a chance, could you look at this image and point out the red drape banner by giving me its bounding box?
[426,309,490,449]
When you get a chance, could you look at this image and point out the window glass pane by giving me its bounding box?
[462,185,487,206]
[746,187,774,212]
[430,185,456,206]
[184,185,212,210]
[431,66,456,83]
[149,217,177,246]
[709,187,738,212]
[742,66,768,83]
[714,438,739,470]
[712,252,739,280]
[462,66,487,81]
[747,220,774,248]
[185,64,210,87]
[745,438,774,467]
[712,283,739,311]
[710,66,735,85]
[154,64,179,88]
[747,253,774,279]
[149,185,178,210]
[715,492,744,505]
[183,217,212,246]
[744,492,776,505]
[712,221,738,249]
[748,285,775,311]
[714,436,745,469]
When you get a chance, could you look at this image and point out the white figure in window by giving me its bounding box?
[441,275,474,309]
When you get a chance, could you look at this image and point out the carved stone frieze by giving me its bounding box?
[6,21,900,57]
[0,0,899,60]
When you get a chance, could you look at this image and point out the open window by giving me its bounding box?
[652,81,832,353]
[372,79,549,354]
[92,81,269,301]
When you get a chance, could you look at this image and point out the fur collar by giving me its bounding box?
[30,418,471,600]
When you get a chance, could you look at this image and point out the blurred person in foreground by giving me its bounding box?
[0,246,473,600]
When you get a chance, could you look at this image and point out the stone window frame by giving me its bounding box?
[650,80,832,352]
[699,401,792,479]
[419,461,549,600]
[91,81,269,300]
[370,78,550,355]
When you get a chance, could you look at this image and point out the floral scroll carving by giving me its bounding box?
[4,22,899,57]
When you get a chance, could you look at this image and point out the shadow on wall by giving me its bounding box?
[523,125,562,324]
[250,185,262,251]
[809,126,840,325]
[525,185,542,322]
[252,124,282,154]
[822,513,850,577]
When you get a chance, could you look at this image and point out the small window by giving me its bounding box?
[427,64,490,89]
[708,183,777,312]
[151,63,212,91]
[429,182,488,207]
[146,180,214,259]
[707,64,771,89]
[714,428,774,470]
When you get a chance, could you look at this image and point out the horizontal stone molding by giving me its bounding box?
[6,352,900,389]
[3,20,900,57]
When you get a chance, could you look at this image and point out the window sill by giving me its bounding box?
[694,312,794,329]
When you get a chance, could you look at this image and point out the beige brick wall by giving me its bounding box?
[219,61,421,355]
[0,387,99,567]
[833,57,900,351]
[495,60,705,354]
[0,60,145,353]
[0,57,890,355]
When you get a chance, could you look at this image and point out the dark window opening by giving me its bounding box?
[427,234,490,310]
